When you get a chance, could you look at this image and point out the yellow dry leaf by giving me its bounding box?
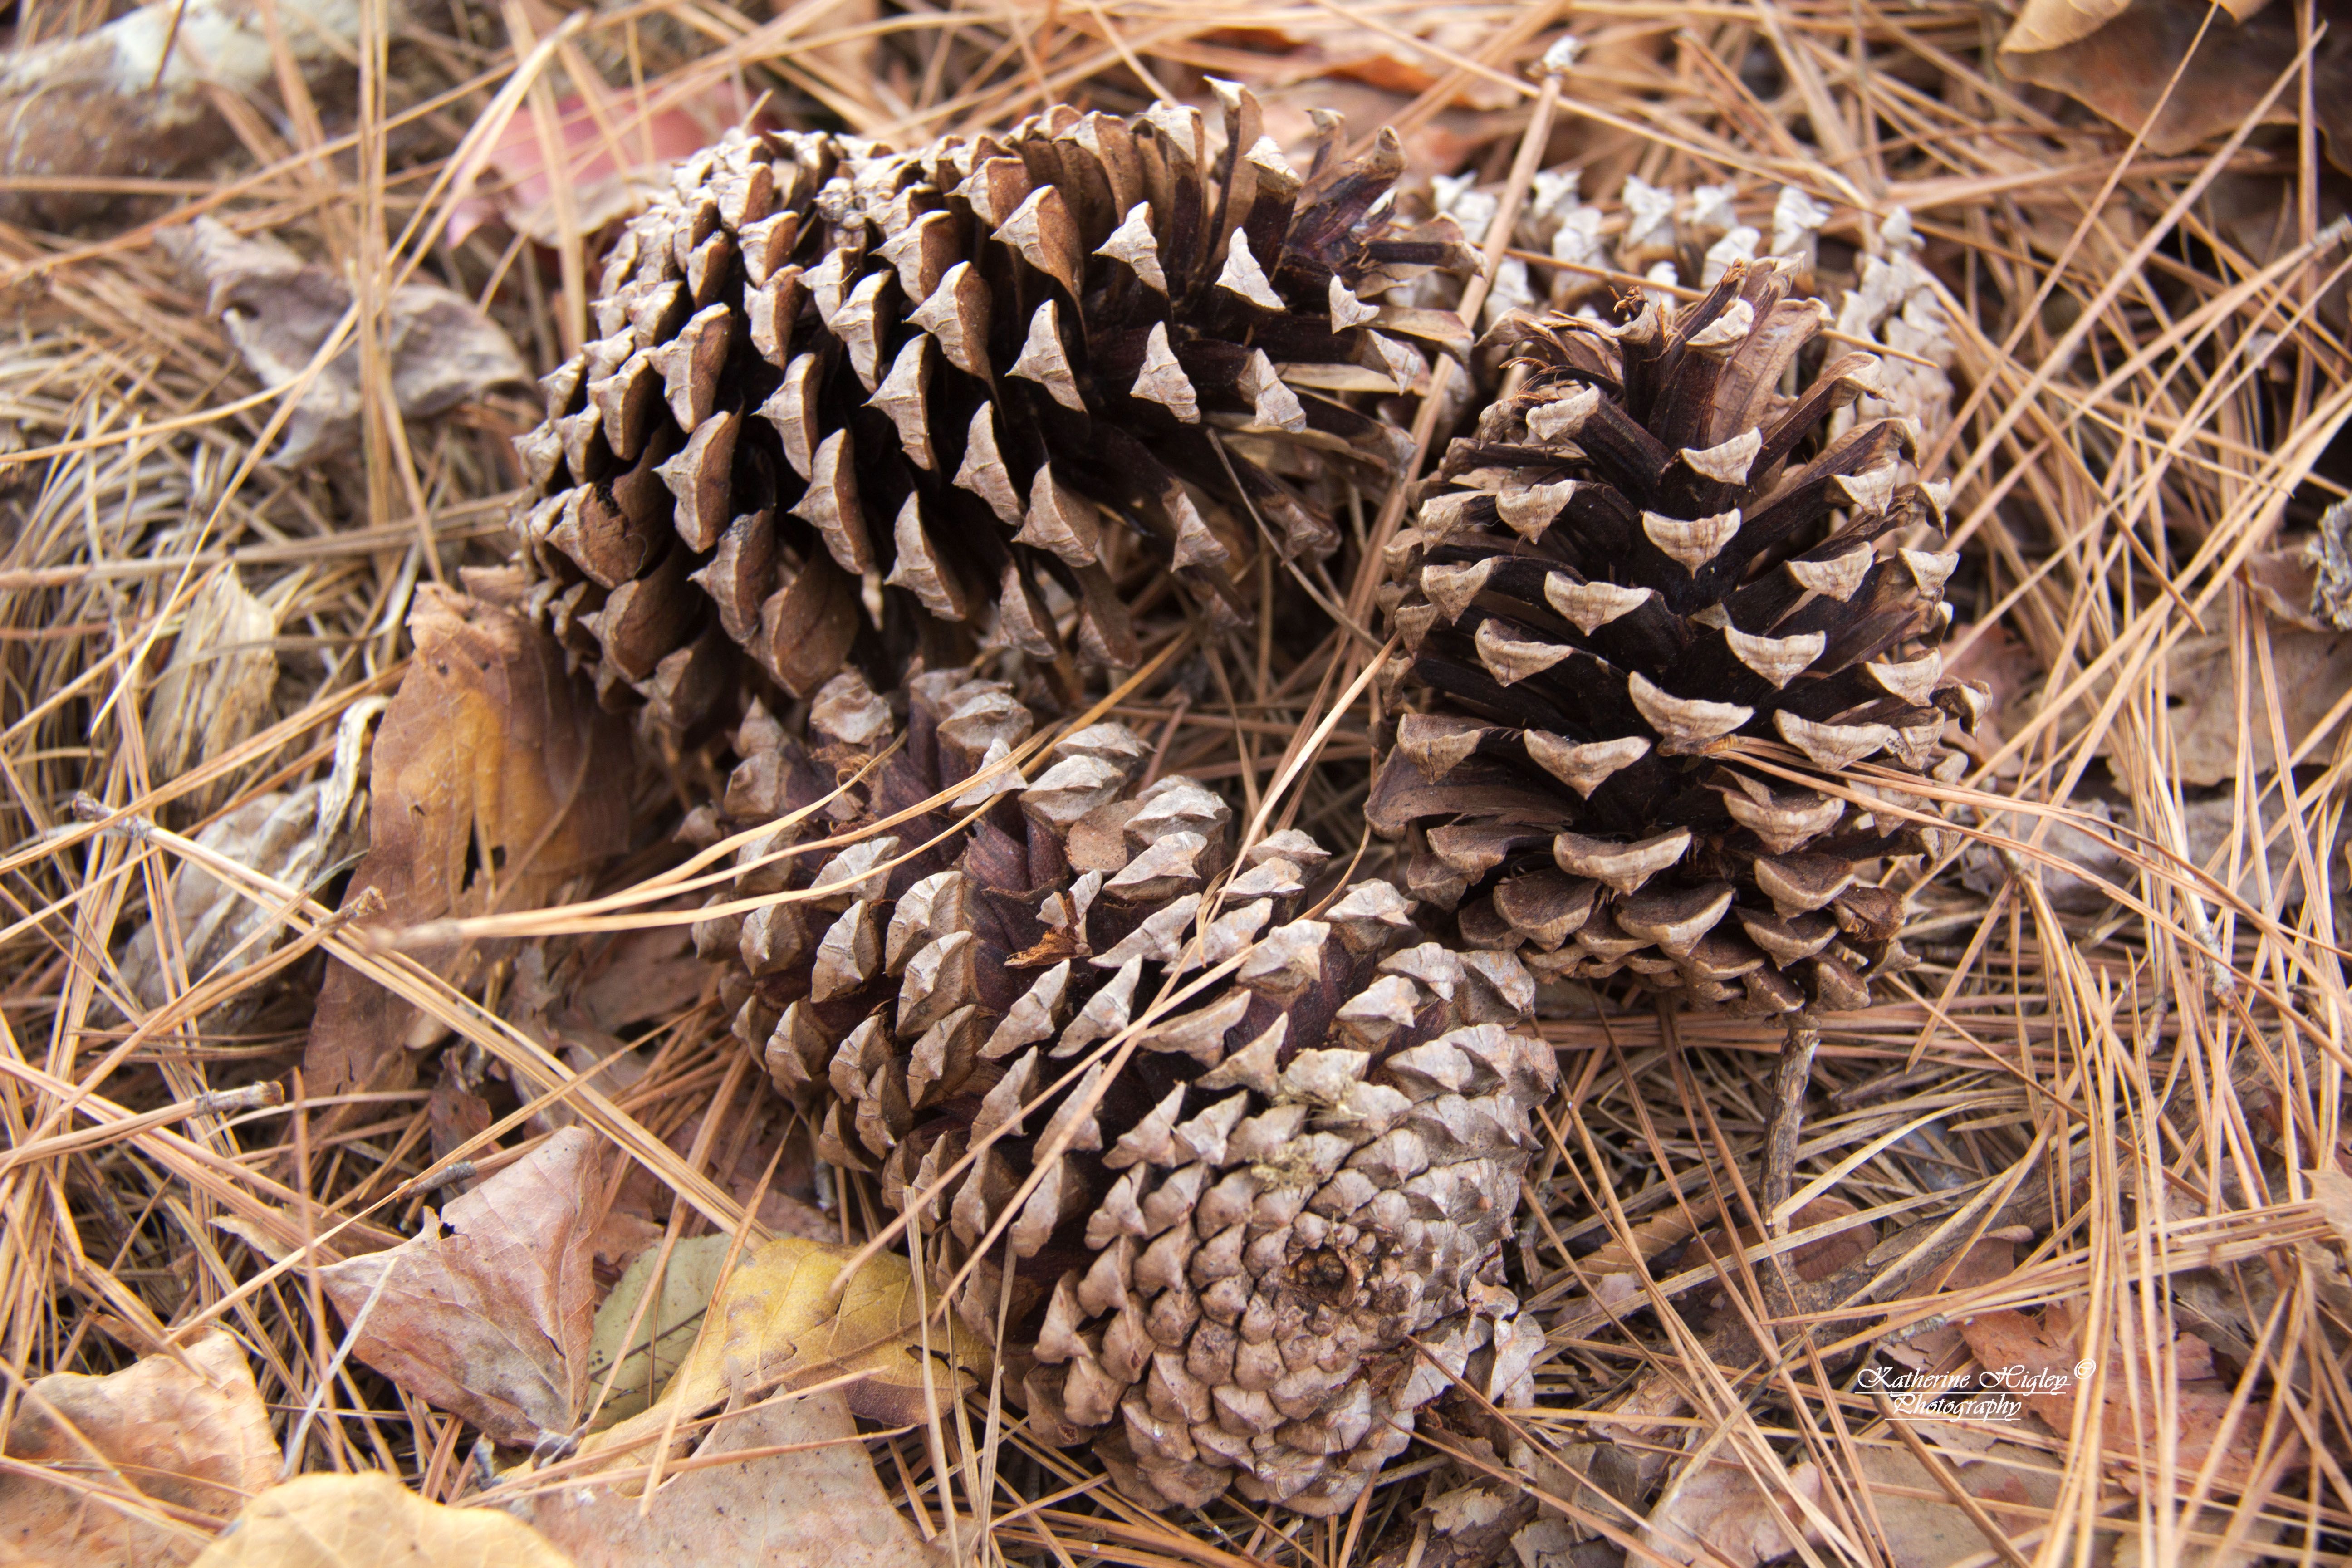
[580,1237,990,1468]
[582,1234,735,1427]
[186,1472,571,1568]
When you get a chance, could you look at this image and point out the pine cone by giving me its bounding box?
[1369,260,1985,1015]
[1421,169,1954,451]
[692,672,1557,1517]
[511,90,1475,736]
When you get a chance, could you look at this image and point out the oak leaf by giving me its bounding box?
[186,1472,570,1568]
[314,1126,610,1449]
[0,1329,277,1567]
[304,585,630,1105]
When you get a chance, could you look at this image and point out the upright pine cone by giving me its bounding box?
[691,672,1556,1516]
[510,90,1474,734]
[1370,260,1983,1015]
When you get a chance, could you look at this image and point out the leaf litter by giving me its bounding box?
[7,0,2352,1565]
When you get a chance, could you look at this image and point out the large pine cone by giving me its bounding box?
[511,90,1474,735]
[1370,260,1984,1015]
[691,673,1556,1516]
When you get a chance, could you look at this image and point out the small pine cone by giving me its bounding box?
[1370,260,1989,1016]
[511,88,1475,737]
[695,671,1557,1517]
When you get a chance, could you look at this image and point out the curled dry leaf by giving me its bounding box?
[516,1388,939,1568]
[186,1472,570,1568]
[1998,0,2137,53]
[1958,797,2127,915]
[314,1126,611,1449]
[1369,1482,1535,1568]
[304,585,631,1104]
[576,1235,990,1471]
[119,699,379,1022]
[2001,0,2352,172]
[0,1329,277,1567]
[157,217,528,467]
[142,570,278,812]
[1959,1308,2288,1492]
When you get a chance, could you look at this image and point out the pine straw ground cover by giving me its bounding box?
[2,0,2351,1564]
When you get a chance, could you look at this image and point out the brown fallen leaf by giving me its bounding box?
[0,1329,277,1567]
[1959,1309,2288,1492]
[426,1062,495,1169]
[1884,1235,2022,1366]
[1821,1425,2061,1568]
[516,1389,940,1568]
[2001,0,2352,172]
[575,1235,990,1473]
[1641,1450,1822,1568]
[186,1472,571,1568]
[2156,623,2352,786]
[2112,1505,2285,1568]
[314,1126,611,1449]
[158,217,529,467]
[304,585,630,1105]
[1958,796,2127,915]
[1942,620,2041,774]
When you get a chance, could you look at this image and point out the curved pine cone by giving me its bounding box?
[511,89,1475,735]
[1369,260,1986,1015]
[693,672,1557,1517]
